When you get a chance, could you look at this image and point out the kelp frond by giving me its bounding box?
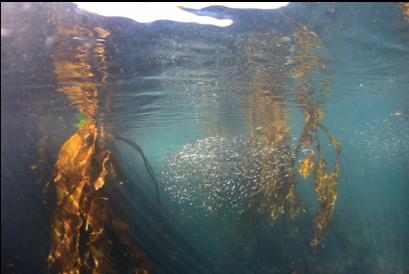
[299,149,315,178]
[48,122,152,274]
[242,21,342,256]
[311,158,340,254]
[47,11,154,272]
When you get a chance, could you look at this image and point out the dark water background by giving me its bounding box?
[1,2,409,274]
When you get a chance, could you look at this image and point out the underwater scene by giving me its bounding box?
[1,2,409,274]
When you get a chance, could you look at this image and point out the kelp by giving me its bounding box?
[308,123,341,254]
[299,149,315,178]
[238,32,302,222]
[242,21,342,255]
[289,23,342,254]
[311,157,340,254]
[48,122,151,274]
[45,6,154,273]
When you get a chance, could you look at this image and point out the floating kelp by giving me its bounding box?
[236,31,303,222]
[240,22,341,253]
[311,157,340,254]
[48,122,151,274]
[287,23,341,254]
[299,149,315,178]
[45,6,154,273]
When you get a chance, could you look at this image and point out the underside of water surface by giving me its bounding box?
[1,2,409,274]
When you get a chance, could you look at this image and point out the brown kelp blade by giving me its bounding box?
[48,123,152,274]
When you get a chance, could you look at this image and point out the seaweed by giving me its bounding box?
[44,8,154,273]
[241,21,342,255]
[47,122,152,274]
[289,23,342,255]
[237,31,302,223]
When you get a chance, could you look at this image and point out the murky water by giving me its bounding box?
[2,3,409,274]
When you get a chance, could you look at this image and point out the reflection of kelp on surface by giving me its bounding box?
[51,25,105,118]
[47,11,152,273]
